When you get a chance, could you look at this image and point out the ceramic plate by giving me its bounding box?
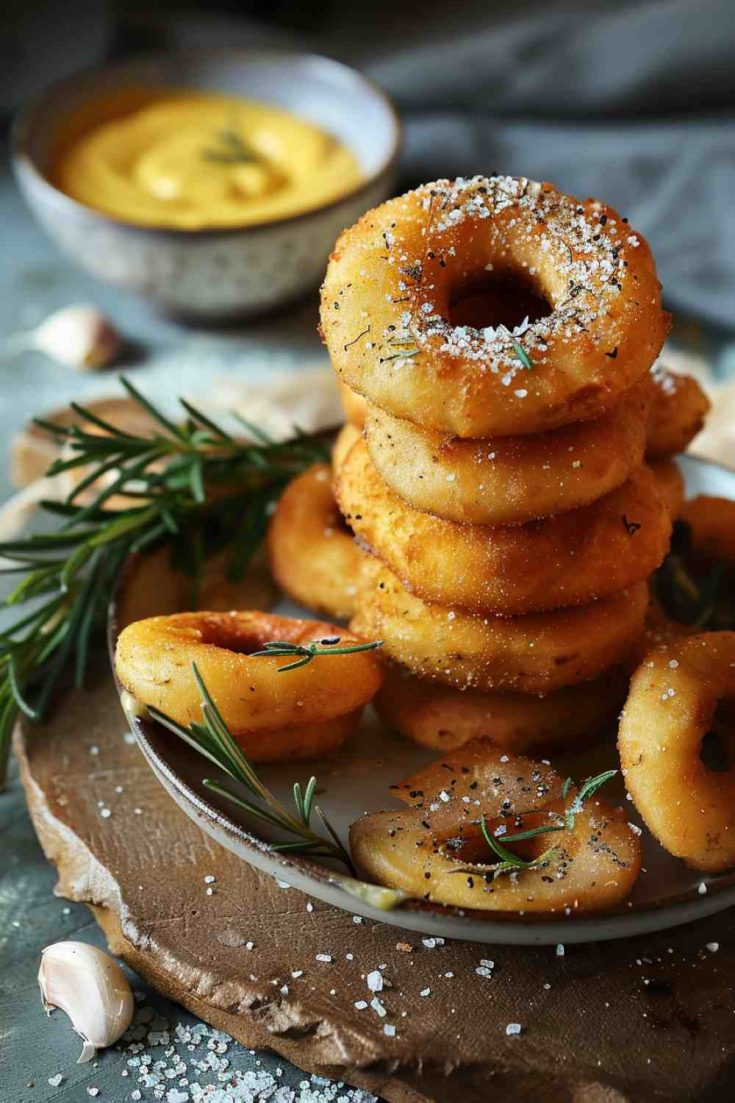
[114,455,735,945]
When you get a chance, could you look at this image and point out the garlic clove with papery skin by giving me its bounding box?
[38,941,134,1062]
[20,304,122,370]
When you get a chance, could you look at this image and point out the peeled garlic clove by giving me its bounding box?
[31,304,122,370]
[38,941,134,1062]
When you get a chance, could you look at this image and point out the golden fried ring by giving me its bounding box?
[321,176,669,438]
[115,611,383,760]
[337,379,367,428]
[331,422,361,475]
[350,745,640,913]
[619,632,735,871]
[679,496,735,565]
[364,383,650,525]
[648,459,685,517]
[645,366,711,459]
[338,439,670,615]
[375,662,627,753]
[351,557,648,693]
[267,464,363,620]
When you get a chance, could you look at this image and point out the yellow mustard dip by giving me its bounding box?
[52,91,363,230]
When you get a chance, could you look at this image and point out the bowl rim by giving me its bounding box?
[11,46,402,239]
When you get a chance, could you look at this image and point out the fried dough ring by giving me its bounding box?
[364,383,650,525]
[115,611,382,760]
[619,633,735,871]
[648,459,685,517]
[338,439,670,615]
[351,557,648,693]
[331,422,361,475]
[375,662,628,753]
[322,176,669,438]
[350,745,640,913]
[679,496,735,565]
[645,366,710,459]
[337,379,367,428]
[267,464,363,620]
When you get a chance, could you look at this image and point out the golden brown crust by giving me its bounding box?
[364,381,651,525]
[619,632,735,871]
[375,662,627,753]
[350,744,641,913]
[322,176,669,438]
[645,367,711,458]
[351,557,648,693]
[267,463,363,620]
[115,611,383,759]
[338,438,671,615]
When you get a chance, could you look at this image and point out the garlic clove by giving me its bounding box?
[38,940,134,1063]
[30,305,122,371]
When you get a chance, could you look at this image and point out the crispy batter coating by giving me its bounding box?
[339,439,670,615]
[115,611,382,761]
[620,632,735,871]
[351,557,648,693]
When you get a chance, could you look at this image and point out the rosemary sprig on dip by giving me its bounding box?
[138,662,355,872]
[251,636,383,672]
[480,769,618,879]
[0,378,328,787]
[202,127,260,165]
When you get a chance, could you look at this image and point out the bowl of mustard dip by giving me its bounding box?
[13,50,399,320]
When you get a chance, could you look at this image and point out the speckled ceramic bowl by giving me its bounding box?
[13,49,400,320]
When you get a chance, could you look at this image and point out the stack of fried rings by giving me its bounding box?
[314,175,714,752]
[337,437,671,615]
[339,369,707,525]
[114,611,383,761]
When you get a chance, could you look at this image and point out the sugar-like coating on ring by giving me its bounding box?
[322,175,669,437]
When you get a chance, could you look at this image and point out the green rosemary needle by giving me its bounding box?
[251,636,384,672]
[0,376,328,788]
[202,127,260,165]
[146,662,355,872]
[480,768,618,879]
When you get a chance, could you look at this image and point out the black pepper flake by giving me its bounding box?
[605,347,618,359]
[623,515,642,535]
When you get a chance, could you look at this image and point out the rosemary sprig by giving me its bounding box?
[251,635,383,672]
[511,339,533,370]
[202,127,259,165]
[651,520,732,630]
[144,662,355,872]
[480,769,618,879]
[0,377,328,788]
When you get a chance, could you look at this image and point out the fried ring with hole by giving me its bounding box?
[648,459,685,518]
[267,464,363,620]
[679,496,735,565]
[619,632,735,871]
[351,557,648,693]
[375,662,627,753]
[645,366,711,458]
[321,176,669,438]
[364,382,650,525]
[338,439,670,615]
[331,422,361,475]
[115,611,382,760]
[350,744,640,913]
[337,379,367,428]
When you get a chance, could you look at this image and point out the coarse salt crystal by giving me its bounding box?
[506,1023,522,1036]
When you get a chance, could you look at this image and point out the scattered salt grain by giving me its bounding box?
[366,970,384,993]
[707,942,719,953]
[315,954,333,963]
[505,1023,522,1036]
[556,944,565,957]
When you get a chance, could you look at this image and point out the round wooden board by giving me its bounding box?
[15,670,735,1103]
